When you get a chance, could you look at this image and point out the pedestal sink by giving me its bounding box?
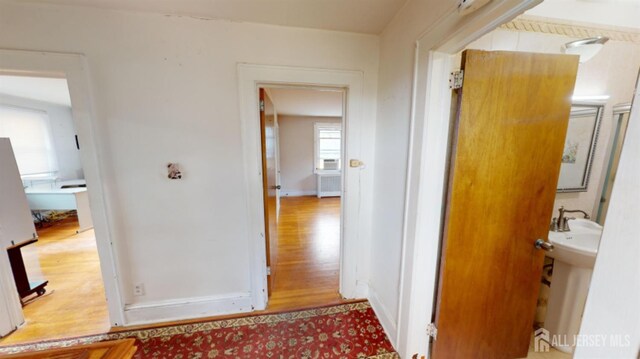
[545,218,603,353]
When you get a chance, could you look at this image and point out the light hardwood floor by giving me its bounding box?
[267,196,345,311]
[0,217,110,345]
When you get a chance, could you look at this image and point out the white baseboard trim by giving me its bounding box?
[354,281,369,299]
[281,190,317,197]
[368,287,398,349]
[123,292,252,326]
[317,191,341,198]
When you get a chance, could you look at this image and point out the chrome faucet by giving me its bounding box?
[551,206,590,232]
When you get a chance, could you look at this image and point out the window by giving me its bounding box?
[314,123,342,172]
[0,105,58,177]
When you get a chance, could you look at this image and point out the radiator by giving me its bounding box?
[316,173,341,198]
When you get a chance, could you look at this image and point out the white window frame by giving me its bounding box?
[313,122,342,174]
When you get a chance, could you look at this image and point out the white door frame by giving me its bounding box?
[394,0,543,357]
[237,64,368,310]
[0,49,126,326]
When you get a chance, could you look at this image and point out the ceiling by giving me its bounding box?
[266,88,343,117]
[13,0,408,34]
[10,0,637,34]
[525,0,640,29]
[0,76,72,107]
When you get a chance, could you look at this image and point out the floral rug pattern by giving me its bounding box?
[0,301,398,358]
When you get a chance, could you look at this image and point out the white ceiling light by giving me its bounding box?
[562,36,609,63]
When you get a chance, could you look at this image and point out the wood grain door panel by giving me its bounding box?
[260,89,278,296]
[432,50,579,358]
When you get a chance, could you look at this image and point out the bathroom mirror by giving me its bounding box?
[557,104,603,192]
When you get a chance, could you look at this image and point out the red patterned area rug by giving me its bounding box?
[0,301,398,358]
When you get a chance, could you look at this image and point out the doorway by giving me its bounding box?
[438,13,638,358]
[396,1,640,358]
[0,74,110,344]
[238,64,369,311]
[259,86,346,311]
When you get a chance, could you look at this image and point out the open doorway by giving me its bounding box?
[452,10,639,358]
[0,74,109,344]
[238,64,368,312]
[259,86,347,311]
[397,1,639,358]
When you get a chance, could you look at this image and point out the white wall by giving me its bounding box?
[575,74,640,358]
[0,94,84,180]
[266,89,343,117]
[278,115,341,196]
[370,0,457,342]
[463,28,640,218]
[0,2,379,320]
[525,0,640,30]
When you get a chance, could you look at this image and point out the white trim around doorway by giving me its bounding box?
[237,64,369,311]
[0,49,126,326]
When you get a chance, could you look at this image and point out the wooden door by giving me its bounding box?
[432,50,579,358]
[260,89,278,295]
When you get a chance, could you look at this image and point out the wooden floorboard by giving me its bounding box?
[0,196,346,345]
[0,216,110,345]
[267,196,346,311]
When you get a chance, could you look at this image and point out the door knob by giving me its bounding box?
[535,239,554,252]
[274,185,281,190]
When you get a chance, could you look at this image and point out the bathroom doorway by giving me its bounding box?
[434,23,638,359]
[396,1,640,357]
[450,7,640,356]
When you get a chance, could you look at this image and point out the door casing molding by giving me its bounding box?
[237,64,368,310]
[0,49,126,326]
[394,0,543,357]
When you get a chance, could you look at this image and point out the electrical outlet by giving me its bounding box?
[133,283,145,296]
